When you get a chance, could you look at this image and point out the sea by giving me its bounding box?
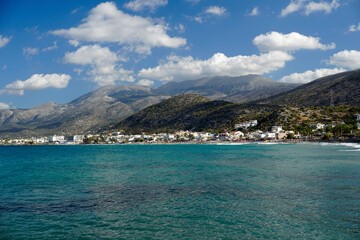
[0,143,359,239]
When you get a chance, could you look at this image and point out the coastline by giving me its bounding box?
[1,139,360,147]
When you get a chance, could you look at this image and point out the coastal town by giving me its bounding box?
[2,113,360,145]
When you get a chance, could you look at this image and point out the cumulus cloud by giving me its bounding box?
[328,50,360,69]
[349,23,360,32]
[0,35,11,48]
[137,79,155,86]
[280,0,340,17]
[23,47,39,59]
[0,102,10,109]
[138,51,294,82]
[205,6,226,16]
[64,44,134,86]
[51,2,186,54]
[124,0,167,12]
[253,31,335,52]
[248,7,259,16]
[1,74,71,96]
[280,68,345,83]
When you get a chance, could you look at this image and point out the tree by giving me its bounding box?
[287,133,295,139]
[322,132,332,141]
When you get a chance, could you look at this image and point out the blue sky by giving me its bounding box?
[0,0,359,109]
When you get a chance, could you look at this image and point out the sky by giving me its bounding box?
[0,0,359,109]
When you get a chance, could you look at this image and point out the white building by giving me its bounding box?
[163,134,176,141]
[49,135,65,143]
[73,135,84,143]
[310,123,326,131]
[234,120,258,129]
[265,132,276,139]
[271,126,282,133]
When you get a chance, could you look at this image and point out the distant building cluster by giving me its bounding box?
[234,120,258,129]
[1,114,360,145]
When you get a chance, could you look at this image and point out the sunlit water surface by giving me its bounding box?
[0,143,359,239]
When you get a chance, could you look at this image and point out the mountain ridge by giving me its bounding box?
[0,74,299,137]
[255,69,360,106]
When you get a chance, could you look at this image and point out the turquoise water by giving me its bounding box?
[0,143,359,239]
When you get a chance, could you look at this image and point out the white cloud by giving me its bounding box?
[175,24,185,33]
[280,68,345,83]
[2,65,7,70]
[280,0,304,17]
[253,31,335,52]
[23,47,39,59]
[124,0,167,12]
[328,50,360,69]
[69,40,80,47]
[74,68,83,75]
[65,44,119,65]
[138,51,294,82]
[194,17,203,23]
[42,41,58,52]
[0,102,10,109]
[51,2,186,54]
[280,0,340,17]
[64,44,134,86]
[248,7,259,16]
[205,6,226,16]
[1,74,71,96]
[0,35,11,48]
[349,23,360,32]
[137,79,155,86]
[304,0,339,15]
[71,6,83,15]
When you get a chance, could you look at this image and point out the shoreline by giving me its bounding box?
[1,140,360,147]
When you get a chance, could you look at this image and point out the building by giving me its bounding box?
[73,135,84,143]
[310,123,326,131]
[276,132,287,139]
[271,126,282,133]
[234,120,258,129]
[265,132,276,139]
[49,135,65,143]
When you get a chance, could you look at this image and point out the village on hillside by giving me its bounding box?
[2,113,360,145]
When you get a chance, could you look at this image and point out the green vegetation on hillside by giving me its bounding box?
[112,93,360,140]
[256,69,360,106]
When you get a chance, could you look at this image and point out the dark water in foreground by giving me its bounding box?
[0,143,359,239]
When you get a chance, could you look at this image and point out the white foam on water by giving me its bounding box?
[216,143,249,145]
[256,142,279,145]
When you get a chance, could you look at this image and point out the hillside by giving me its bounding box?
[0,74,300,137]
[155,75,300,102]
[0,85,170,137]
[112,94,280,133]
[256,69,360,106]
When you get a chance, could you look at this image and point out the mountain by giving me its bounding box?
[255,69,360,106]
[154,75,300,102]
[0,74,300,137]
[112,94,280,133]
[0,85,170,137]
